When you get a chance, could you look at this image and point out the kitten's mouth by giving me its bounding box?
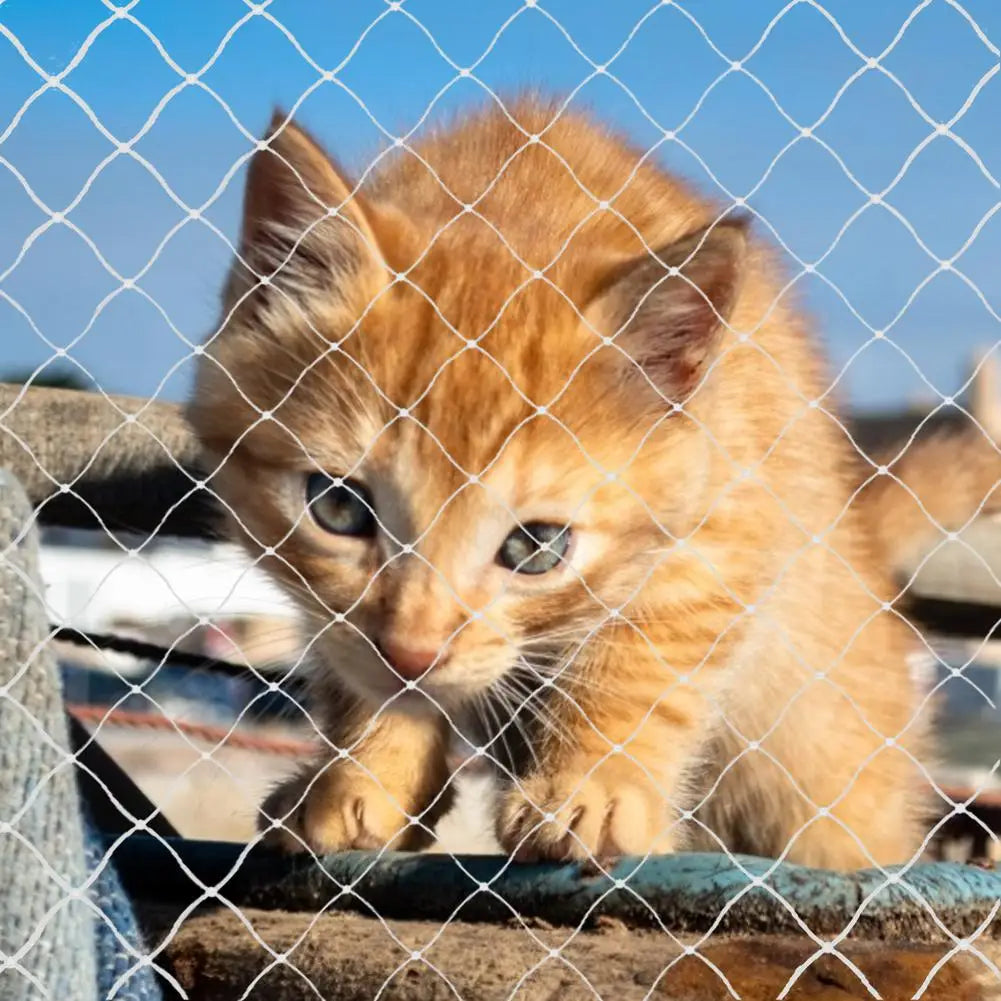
[323,632,516,714]
[349,658,511,717]
[382,685,440,714]
[339,659,463,715]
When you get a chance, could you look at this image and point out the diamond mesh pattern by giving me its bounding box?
[1,1,999,998]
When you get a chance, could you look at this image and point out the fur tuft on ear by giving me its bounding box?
[224,110,384,316]
[590,217,749,404]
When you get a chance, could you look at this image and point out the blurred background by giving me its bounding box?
[1,0,998,857]
[3,0,999,407]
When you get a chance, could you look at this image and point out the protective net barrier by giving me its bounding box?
[1,2,1000,999]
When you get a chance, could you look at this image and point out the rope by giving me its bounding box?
[51,626,285,679]
[68,704,317,758]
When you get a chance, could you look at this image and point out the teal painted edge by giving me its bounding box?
[108,835,1000,937]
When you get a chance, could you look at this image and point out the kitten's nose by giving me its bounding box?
[377,638,441,681]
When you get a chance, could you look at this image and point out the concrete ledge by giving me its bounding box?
[0,383,220,540]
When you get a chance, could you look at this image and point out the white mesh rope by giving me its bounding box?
[1,0,1000,998]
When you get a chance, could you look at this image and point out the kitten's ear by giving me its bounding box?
[590,218,749,403]
[227,110,383,312]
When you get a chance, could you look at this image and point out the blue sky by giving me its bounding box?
[1,0,998,412]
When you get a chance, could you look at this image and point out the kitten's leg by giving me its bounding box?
[259,709,452,853]
[691,734,927,869]
[495,628,724,864]
[691,612,930,870]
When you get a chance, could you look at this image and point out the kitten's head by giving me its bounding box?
[188,106,747,714]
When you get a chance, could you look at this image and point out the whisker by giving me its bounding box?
[505,685,573,747]
[494,686,544,771]
[481,688,520,773]
[489,678,544,771]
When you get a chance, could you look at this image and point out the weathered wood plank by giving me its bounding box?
[156,906,998,1001]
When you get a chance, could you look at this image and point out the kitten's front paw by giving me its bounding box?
[497,763,673,865]
[258,760,435,854]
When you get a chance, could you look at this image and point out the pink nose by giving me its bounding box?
[378,638,440,681]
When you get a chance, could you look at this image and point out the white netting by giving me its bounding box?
[1,1,1000,998]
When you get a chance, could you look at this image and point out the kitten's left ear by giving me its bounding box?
[589,217,749,403]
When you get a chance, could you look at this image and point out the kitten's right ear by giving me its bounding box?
[226,110,384,313]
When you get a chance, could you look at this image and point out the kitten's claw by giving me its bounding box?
[497,766,673,866]
[258,761,435,854]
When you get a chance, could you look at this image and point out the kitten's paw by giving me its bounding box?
[258,761,435,854]
[497,765,672,866]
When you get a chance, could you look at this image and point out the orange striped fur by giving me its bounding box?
[188,98,941,868]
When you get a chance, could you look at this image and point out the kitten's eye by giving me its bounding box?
[306,473,376,537]
[497,522,571,575]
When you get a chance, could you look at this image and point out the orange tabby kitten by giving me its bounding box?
[188,98,942,869]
